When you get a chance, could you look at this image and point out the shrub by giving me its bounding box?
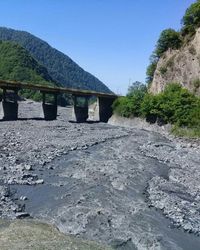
[112,82,147,118]
[193,79,200,92]
[112,97,135,118]
[113,83,200,133]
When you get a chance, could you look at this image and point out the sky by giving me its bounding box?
[0,0,196,94]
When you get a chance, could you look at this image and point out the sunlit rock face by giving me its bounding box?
[150,28,200,95]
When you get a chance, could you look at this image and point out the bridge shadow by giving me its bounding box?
[0,118,101,123]
[0,117,44,122]
[69,120,100,124]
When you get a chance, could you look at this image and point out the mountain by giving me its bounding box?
[0,40,72,104]
[0,27,112,93]
[0,40,62,101]
[0,40,54,85]
[150,27,200,95]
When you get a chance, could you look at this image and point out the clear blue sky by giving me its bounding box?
[0,0,196,94]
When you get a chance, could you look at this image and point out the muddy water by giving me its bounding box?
[11,128,200,250]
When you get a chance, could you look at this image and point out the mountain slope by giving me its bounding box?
[0,27,111,93]
[150,28,200,95]
[0,40,59,101]
[0,40,55,85]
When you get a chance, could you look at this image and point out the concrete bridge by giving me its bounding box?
[0,80,117,123]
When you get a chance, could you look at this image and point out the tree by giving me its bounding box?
[112,81,147,118]
[181,0,200,35]
[155,29,182,57]
[146,61,157,85]
[127,81,147,97]
[182,0,200,27]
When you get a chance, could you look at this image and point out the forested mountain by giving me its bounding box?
[0,40,58,101]
[0,27,111,93]
[0,40,55,85]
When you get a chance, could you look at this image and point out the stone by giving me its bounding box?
[15,212,30,219]
[19,196,28,201]
[35,179,44,185]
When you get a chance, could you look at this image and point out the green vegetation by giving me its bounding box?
[155,29,182,58]
[0,41,54,85]
[0,27,111,94]
[0,40,56,101]
[146,55,158,85]
[181,0,200,36]
[112,81,147,118]
[193,78,200,92]
[113,82,200,137]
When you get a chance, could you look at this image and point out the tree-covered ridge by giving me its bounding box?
[0,27,112,94]
[0,40,61,101]
[146,0,200,86]
[0,40,55,86]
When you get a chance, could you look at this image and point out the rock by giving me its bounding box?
[35,179,44,185]
[15,212,30,219]
[19,196,28,201]
[24,164,32,171]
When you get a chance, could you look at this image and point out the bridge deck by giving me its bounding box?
[0,79,117,98]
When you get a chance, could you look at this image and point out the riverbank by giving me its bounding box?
[0,101,200,249]
[0,219,112,250]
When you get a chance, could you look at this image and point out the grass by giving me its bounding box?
[171,125,200,138]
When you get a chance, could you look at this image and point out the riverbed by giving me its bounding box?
[0,101,200,249]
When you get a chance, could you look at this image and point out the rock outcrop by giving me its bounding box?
[150,28,200,95]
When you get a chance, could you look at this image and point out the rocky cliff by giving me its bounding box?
[150,27,200,95]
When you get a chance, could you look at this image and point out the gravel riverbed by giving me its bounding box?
[0,101,200,249]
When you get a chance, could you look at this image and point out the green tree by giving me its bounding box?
[127,81,147,97]
[146,29,182,84]
[155,29,182,57]
[112,81,147,118]
[182,0,200,35]
[146,60,157,85]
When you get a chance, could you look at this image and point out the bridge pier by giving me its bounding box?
[73,95,89,123]
[98,96,116,122]
[2,88,19,120]
[42,92,57,120]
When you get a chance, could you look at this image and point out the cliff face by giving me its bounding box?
[150,28,200,95]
